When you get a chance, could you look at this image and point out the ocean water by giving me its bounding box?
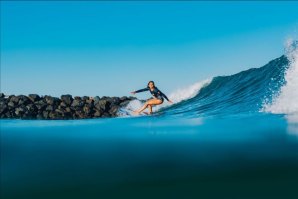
[1,42,298,199]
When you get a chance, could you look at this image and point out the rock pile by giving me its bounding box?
[0,93,135,120]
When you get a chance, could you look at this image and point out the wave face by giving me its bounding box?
[121,41,298,118]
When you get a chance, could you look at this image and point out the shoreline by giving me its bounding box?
[0,93,136,120]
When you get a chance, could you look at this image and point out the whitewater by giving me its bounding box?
[1,40,298,199]
[263,40,298,115]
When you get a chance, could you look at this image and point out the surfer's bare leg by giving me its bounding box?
[148,105,153,114]
[135,98,162,114]
[134,103,149,114]
[147,98,163,106]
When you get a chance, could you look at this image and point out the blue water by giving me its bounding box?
[1,55,298,199]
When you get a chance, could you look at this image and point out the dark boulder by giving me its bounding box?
[0,93,5,98]
[74,96,81,100]
[44,95,54,104]
[55,109,64,115]
[44,96,60,105]
[61,94,73,105]
[0,98,6,103]
[18,95,31,106]
[101,96,109,100]
[46,105,54,111]
[71,99,84,107]
[35,100,47,111]
[93,110,102,117]
[85,99,94,105]
[5,112,12,118]
[119,96,135,107]
[109,105,120,116]
[53,97,61,105]
[109,97,121,105]
[54,109,64,119]
[128,96,137,100]
[120,96,129,102]
[49,111,59,119]
[15,107,26,117]
[63,112,73,119]
[93,96,100,103]
[9,95,19,104]
[59,102,67,108]
[82,96,89,101]
[83,106,93,115]
[28,94,40,102]
[74,110,85,119]
[36,114,43,119]
[43,111,49,119]
[101,112,111,118]
[1,112,6,118]
[8,101,15,108]
[26,104,37,113]
[0,103,8,115]
[84,100,94,109]
[21,111,36,119]
[94,100,110,111]
[65,107,72,113]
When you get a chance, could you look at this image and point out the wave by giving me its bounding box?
[119,40,297,118]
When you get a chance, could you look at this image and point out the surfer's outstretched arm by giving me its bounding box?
[159,91,169,101]
[131,88,149,94]
[158,89,173,103]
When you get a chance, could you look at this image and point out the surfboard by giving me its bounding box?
[127,108,150,116]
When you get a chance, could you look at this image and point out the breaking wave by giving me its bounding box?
[120,40,298,119]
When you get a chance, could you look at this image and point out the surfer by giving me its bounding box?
[131,81,173,115]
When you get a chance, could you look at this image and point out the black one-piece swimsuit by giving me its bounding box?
[135,87,169,103]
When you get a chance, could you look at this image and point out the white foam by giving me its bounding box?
[168,79,212,104]
[262,39,298,117]
[118,99,144,117]
[155,78,211,111]
[118,79,211,115]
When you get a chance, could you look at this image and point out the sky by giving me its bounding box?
[1,1,298,98]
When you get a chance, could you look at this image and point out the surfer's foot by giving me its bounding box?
[132,111,140,115]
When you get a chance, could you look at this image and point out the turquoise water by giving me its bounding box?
[1,46,298,198]
[1,113,298,199]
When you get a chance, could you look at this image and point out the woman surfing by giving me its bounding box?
[131,81,173,115]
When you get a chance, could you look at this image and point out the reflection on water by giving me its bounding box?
[286,114,298,137]
[1,114,298,199]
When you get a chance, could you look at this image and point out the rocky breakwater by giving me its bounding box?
[0,93,135,120]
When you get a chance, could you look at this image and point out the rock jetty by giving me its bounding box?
[0,93,135,120]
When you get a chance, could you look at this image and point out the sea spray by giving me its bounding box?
[155,78,212,111]
[262,39,298,115]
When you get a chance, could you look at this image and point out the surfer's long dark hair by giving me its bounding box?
[147,81,155,88]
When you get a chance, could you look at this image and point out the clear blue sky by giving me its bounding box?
[1,1,298,98]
